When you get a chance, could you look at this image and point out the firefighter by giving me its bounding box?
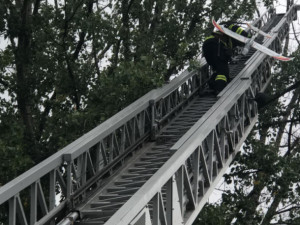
[202,24,250,94]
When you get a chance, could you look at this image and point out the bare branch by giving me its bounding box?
[260,118,300,128]
[73,0,94,60]
[291,21,300,45]
[37,91,57,141]
[276,205,300,215]
[260,81,300,108]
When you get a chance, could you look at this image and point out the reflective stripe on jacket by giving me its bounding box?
[215,74,227,82]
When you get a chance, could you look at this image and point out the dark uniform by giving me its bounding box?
[202,24,250,94]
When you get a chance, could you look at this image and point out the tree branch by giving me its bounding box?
[72,0,94,60]
[33,0,41,15]
[276,205,300,215]
[93,42,112,77]
[261,188,284,225]
[261,81,300,108]
[260,118,300,127]
[274,90,298,148]
[108,38,121,76]
[61,0,90,110]
[14,0,39,161]
[37,91,57,141]
[291,21,300,45]
[287,109,296,155]
[121,0,133,61]
[65,55,80,109]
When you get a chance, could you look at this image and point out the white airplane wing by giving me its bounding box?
[252,42,294,61]
[212,18,294,61]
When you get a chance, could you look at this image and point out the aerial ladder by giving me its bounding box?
[0,5,299,225]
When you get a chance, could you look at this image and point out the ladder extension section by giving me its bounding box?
[0,31,209,225]
[102,6,298,225]
[0,5,299,225]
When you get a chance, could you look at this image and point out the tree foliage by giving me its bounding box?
[0,0,259,185]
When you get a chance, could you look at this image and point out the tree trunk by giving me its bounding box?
[15,0,37,161]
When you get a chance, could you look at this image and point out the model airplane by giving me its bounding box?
[212,18,294,61]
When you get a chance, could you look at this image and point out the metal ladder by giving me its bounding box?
[0,5,298,225]
[74,12,291,225]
